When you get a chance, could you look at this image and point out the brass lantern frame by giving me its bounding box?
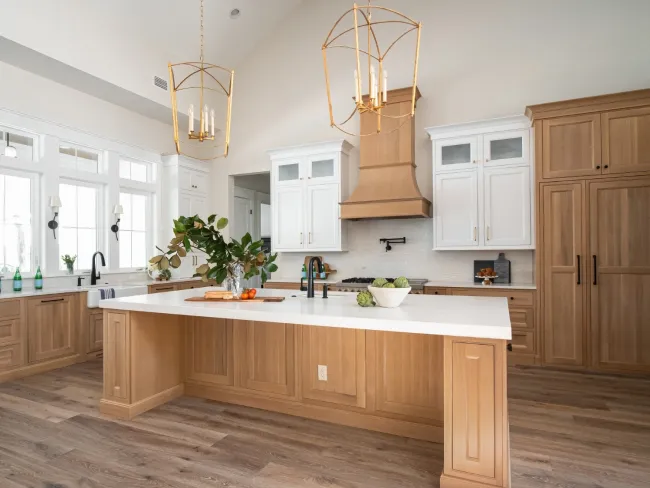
[322,2,421,137]
[168,0,234,160]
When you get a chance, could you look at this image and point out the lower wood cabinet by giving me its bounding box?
[301,326,366,408]
[88,311,103,353]
[369,330,443,423]
[0,343,24,370]
[27,295,75,363]
[148,283,178,294]
[186,317,234,386]
[235,320,295,397]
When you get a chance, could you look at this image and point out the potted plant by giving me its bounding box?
[61,254,76,275]
[149,214,278,296]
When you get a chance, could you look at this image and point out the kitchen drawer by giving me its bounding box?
[148,284,179,294]
[510,330,535,355]
[0,319,20,345]
[424,287,449,296]
[509,308,534,330]
[0,343,24,370]
[264,282,301,290]
[0,299,21,319]
[452,288,534,308]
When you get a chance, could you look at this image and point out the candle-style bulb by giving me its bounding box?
[210,109,215,137]
[188,104,194,133]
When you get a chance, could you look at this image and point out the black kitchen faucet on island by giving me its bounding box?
[306,256,328,299]
[90,251,106,285]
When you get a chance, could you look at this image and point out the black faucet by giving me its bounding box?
[90,251,106,285]
[306,256,324,298]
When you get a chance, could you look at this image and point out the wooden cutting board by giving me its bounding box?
[185,296,286,303]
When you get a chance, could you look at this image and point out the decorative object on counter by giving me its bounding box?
[493,252,511,284]
[368,283,411,308]
[61,254,76,275]
[34,266,43,290]
[335,277,427,293]
[147,267,173,282]
[47,196,62,239]
[322,0,421,137]
[379,237,406,252]
[12,268,22,292]
[149,214,278,298]
[476,267,498,286]
[168,0,234,161]
[473,259,494,283]
[301,264,307,279]
[110,204,123,241]
[356,290,375,307]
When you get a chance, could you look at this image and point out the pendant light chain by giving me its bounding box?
[199,0,204,63]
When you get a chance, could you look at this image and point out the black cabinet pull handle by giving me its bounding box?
[41,297,65,303]
[507,343,513,352]
[596,165,601,169]
[577,255,581,285]
[604,165,609,169]
[593,255,597,285]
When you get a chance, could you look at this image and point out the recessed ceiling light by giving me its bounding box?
[230,8,241,19]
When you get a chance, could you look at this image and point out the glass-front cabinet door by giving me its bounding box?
[306,154,338,184]
[483,129,529,167]
[275,159,303,186]
[435,136,479,172]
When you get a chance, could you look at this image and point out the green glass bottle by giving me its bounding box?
[13,268,22,292]
[34,266,43,290]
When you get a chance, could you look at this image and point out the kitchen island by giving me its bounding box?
[100,288,512,488]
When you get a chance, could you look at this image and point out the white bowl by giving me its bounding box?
[367,285,411,308]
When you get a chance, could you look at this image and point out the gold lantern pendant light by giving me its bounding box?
[322,1,421,136]
[168,0,234,160]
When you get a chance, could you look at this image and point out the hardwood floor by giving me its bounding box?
[0,361,648,487]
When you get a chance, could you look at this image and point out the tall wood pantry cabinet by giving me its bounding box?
[269,140,352,253]
[426,116,534,250]
[528,89,650,374]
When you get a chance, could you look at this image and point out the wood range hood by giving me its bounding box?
[341,87,431,220]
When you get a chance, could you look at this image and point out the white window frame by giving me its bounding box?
[119,157,155,184]
[118,188,153,271]
[0,124,40,163]
[58,178,104,273]
[0,167,40,276]
[58,141,103,175]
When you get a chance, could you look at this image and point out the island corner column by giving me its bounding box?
[100,309,185,419]
[441,336,510,488]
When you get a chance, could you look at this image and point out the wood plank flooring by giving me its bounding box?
[0,361,648,488]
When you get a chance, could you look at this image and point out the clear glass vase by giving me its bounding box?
[66,263,75,275]
[225,263,244,298]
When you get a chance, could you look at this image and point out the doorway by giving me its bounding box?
[232,173,271,288]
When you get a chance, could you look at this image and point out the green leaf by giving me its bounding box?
[207,214,216,225]
[266,264,278,273]
[173,219,186,233]
[241,233,252,247]
[217,217,228,230]
[261,269,268,284]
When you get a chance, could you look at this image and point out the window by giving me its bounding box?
[0,127,36,161]
[59,182,99,271]
[119,159,149,182]
[119,191,148,268]
[59,143,100,173]
[0,172,35,273]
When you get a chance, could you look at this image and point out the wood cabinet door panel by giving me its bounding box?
[0,319,20,346]
[27,295,74,363]
[542,114,601,178]
[509,308,534,330]
[602,107,650,175]
[186,317,234,385]
[542,183,586,366]
[0,343,24,370]
[103,311,130,402]
[148,284,178,294]
[0,299,21,319]
[237,321,295,397]
[88,312,103,353]
[301,326,365,408]
[424,287,449,296]
[372,331,443,422]
[589,178,650,372]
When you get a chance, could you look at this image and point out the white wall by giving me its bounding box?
[212,0,650,282]
[0,62,174,153]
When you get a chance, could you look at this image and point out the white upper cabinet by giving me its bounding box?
[435,171,478,248]
[426,116,534,250]
[269,140,352,253]
[435,136,479,172]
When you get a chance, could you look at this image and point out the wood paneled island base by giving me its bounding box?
[100,290,511,488]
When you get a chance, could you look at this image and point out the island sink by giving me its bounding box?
[99,288,512,488]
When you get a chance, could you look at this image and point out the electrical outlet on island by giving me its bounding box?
[317,365,328,381]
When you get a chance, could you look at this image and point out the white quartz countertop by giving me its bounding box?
[100,288,512,340]
[425,281,536,290]
[0,277,203,300]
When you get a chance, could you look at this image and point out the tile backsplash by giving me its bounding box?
[274,219,534,283]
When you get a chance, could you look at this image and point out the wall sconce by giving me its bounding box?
[47,196,62,239]
[111,205,124,241]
